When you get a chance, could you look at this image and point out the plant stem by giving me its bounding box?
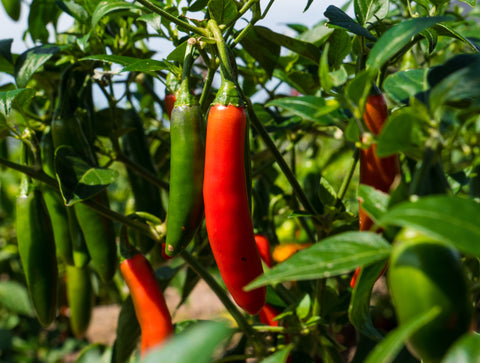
[135,0,208,37]
[242,97,318,216]
[180,250,265,354]
[208,19,235,81]
[338,148,359,201]
[199,66,216,113]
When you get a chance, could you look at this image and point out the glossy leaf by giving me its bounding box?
[266,96,340,125]
[91,1,141,29]
[246,232,391,289]
[0,88,35,117]
[364,306,441,363]
[380,195,480,258]
[241,28,280,78]
[28,0,60,42]
[80,54,139,66]
[383,69,429,104]
[56,0,89,24]
[55,146,118,206]
[122,59,174,73]
[0,39,13,64]
[443,333,480,363]
[349,261,386,341]
[1,0,21,21]
[366,16,452,72]
[254,26,321,62]
[376,106,429,158]
[142,321,232,363]
[354,0,389,26]
[358,184,390,224]
[0,281,34,317]
[208,0,238,25]
[345,70,373,119]
[324,5,375,41]
[15,45,68,88]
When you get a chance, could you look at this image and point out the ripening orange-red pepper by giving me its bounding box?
[352,91,400,288]
[120,254,173,355]
[203,79,266,315]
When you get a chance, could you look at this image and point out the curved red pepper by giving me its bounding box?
[120,254,174,355]
[204,98,266,315]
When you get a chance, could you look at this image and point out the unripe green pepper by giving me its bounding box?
[66,206,90,268]
[165,78,205,257]
[41,129,74,265]
[51,116,117,282]
[16,177,58,326]
[66,264,94,338]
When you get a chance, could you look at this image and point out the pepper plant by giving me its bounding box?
[1,0,480,362]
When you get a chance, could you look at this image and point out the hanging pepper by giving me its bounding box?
[119,225,173,356]
[203,75,266,315]
[165,43,205,257]
[351,90,400,288]
[16,176,58,326]
[66,264,94,338]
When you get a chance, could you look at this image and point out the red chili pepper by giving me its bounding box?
[120,253,173,355]
[254,234,273,268]
[352,92,399,288]
[203,79,266,315]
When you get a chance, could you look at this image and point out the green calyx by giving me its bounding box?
[212,78,243,107]
[174,79,198,107]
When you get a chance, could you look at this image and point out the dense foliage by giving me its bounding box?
[1,0,480,362]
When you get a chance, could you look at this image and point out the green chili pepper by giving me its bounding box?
[66,264,94,338]
[16,177,58,326]
[165,51,205,257]
[122,109,165,253]
[41,129,74,265]
[51,116,117,282]
[66,206,90,268]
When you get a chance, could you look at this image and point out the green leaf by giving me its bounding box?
[246,231,391,289]
[55,146,118,206]
[208,0,238,25]
[27,0,61,43]
[434,24,479,52]
[429,56,480,113]
[380,196,480,258]
[91,1,141,29]
[376,105,429,158]
[354,0,389,26]
[15,45,68,88]
[241,27,280,78]
[383,69,429,104]
[366,16,452,72]
[56,0,89,24]
[364,306,441,363]
[112,296,140,363]
[0,88,35,117]
[458,0,475,5]
[0,281,34,317]
[443,333,480,363]
[76,343,109,363]
[142,321,232,363]
[345,70,373,119]
[349,261,387,341]
[266,96,340,125]
[122,59,174,73]
[0,39,13,63]
[254,26,321,63]
[189,0,209,12]
[261,345,294,363]
[358,184,390,224]
[80,54,139,66]
[1,0,21,21]
[324,5,376,41]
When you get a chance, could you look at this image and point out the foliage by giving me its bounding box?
[0,0,480,362]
